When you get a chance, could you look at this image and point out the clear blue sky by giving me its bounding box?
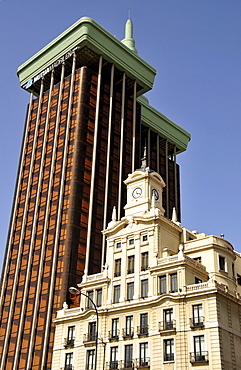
[0,0,240,269]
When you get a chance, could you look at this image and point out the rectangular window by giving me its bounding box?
[140,313,148,334]
[125,344,133,368]
[170,273,177,292]
[112,318,119,338]
[141,252,148,271]
[219,256,225,271]
[164,339,174,361]
[87,290,94,308]
[164,308,174,330]
[113,285,120,303]
[116,242,121,248]
[232,263,235,277]
[129,238,134,245]
[97,289,102,307]
[110,347,118,369]
[126,316,133,337]
[67,326,75,346]
[142,235,148,242]
[65,353,73,370]
[114,259,121,277]
[141,279,148,298]
[127,255,135,274]
[89,322,96,341]
[237,274,241,285]
[194,335,205,361]
[87,349,95,370]
[192,304,203,327]
[140,342,148,366]
[127,282,134,300]
[159,275,166,294]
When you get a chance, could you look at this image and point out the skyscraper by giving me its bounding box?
[0,17,190,370]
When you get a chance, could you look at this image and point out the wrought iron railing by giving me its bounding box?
[189,316,205,329]
[159,320,176,331]
[190,351,209,363]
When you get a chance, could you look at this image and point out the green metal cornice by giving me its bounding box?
[17,17,156,95]
[138,96,191,153]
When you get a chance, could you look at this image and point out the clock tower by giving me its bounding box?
[124,150,166,217]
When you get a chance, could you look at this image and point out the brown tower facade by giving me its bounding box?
[0,18,190,370]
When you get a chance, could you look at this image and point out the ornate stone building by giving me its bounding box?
[52,159,241,370]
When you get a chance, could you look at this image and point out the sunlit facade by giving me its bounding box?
[52,163,241,370]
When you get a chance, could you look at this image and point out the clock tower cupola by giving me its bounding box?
[124,149,166,217]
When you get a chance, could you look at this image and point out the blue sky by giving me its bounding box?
[0,0,240,269]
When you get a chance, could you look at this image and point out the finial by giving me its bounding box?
[171,207,178,222]
[121,17,138,54]
[112,206,117,222]
[141,143,148,170]
[128,8,131,19]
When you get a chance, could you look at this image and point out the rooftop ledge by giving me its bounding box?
[138,96,191,153]
[17,17,156,96]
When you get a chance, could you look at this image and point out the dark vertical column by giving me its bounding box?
[165,140,169,219]
[0,79,44,370]
[85,56,102,276]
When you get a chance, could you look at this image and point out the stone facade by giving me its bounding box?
[52,164,241,370]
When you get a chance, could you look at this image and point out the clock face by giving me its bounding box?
[152,188,159,201]
[132,187,142,199]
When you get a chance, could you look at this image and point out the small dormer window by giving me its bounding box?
[142,235,148,242]
[116,242,121,249]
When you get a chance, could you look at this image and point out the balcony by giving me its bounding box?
[106,361,120,369]
[108,329,120,341]
[127,269,134,275]
[64,337,75,348]
[136,358,150,368]
[83,333,97,343]
[159,320,176,332]
[137,326,149,337]
[190,351,209,364]
[120,360,134,369]
[141,265,148,272]
[190,317,205,329]
[122,328,134,339]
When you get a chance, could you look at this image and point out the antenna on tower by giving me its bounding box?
[128,8,131,19]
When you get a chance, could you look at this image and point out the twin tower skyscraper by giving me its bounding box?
[0,17,190,369]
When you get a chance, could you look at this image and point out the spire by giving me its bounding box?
[171,207,178,222]
[121,16,138,54]
[112,206,117,222]
[141,144,148,170]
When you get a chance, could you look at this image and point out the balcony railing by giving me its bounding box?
[62,366,74,370]
[108,329,120,341]
[64,337,75,348]
[137,326,149,337]
[189,317,205,329]
[127,269,134,274]
[120,360,134,369]
[190,351,209,363]
[164,353,174,362]
[141,265,148,271]
[122,328,134,339]
[135,357,150,368]
[83,333,97,343]
[106,361,120,369]
[159,320,176,332]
